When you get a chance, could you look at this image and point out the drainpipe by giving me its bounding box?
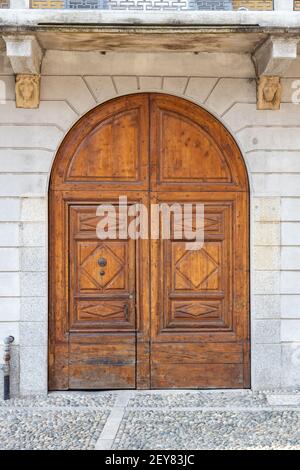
[1,336,15,400]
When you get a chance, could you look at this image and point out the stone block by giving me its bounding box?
[0,298,20,322]
[281,271,300,294]
[0,223,19,246]
[252,174,281,196]
[139,76,163,90]
[253,319,281,344]
[84,76,116,104]
[21,198,46,222]
[0,149,53,173]
[239,127,300,152]
[0,76,15,103]
[21,222,46,247]
[20,345,47,395]
[20,297,47,322]
[185,77,218,103]
[0,125,63,150]
[0,101,77,130]
[20,272,47,297]
[19,321,47,347]
[253,246,280,270]
[206,78,256,115]
[282,222,300,245]
[281,343,300,389]
[163,77,188,95]
[40,76,96,114]
[248,151,300,173]
[0,273,20,297]
[114,76,138,95]
[252,295,280,319]
[0,248,19,272]
[281,295,300,318]
[0,199,20,222]
[282,198,300,221]
[281,320,300,341]
[252,344,281,390]
[20,247,46,272]
[252,174,300,197]
[267,394,300,406]
[281,247,300,270]
[253,271,280,295]
[253,197,280,222]
[0,174,48,197]
[230,93,296,130]
[253,222,280,246]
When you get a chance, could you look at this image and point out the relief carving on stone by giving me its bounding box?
[257,76,281,110]
[15,74,40,109]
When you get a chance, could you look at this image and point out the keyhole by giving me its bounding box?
[99,270,105,276]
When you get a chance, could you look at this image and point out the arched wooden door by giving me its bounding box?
[49,93,249,390]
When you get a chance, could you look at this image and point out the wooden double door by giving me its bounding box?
[49,93,250,390]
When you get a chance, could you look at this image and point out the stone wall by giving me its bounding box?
[0,50,300,395]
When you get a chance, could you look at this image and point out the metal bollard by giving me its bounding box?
[2,336,15,400]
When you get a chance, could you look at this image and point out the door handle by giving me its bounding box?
[98,257,107,267]
[124,304,129,321]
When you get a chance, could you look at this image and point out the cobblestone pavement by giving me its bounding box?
[0,390,300,450]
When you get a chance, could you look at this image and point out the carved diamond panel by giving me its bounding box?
[174,242,221,291]
[166,299,226,330]
[80,302,124,318]
[174,302,220,318]
[76,300,128,323]
[78,242,126,292]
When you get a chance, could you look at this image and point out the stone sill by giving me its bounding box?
[0,10,300,30]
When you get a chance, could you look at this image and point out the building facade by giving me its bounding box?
[1,1,300,396]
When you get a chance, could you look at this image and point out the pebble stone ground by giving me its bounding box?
[0,390,300,450]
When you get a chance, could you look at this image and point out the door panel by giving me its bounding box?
[50,94,149,192]
[67,109,143,183]
[68,336,136,389]
[69,205,136,332]
[49,192,150,390]
[69,203,136,388]
[150,192,249,389]
[151,363,244,389]
[150,94,248,192]
[49,93,250,390]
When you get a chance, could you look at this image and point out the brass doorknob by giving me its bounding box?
[98,257,107,267]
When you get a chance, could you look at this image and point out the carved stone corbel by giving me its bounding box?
[15,74,40,109]
[252,36,298,110]
[2,35,43,109]
[257,76,282,111]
